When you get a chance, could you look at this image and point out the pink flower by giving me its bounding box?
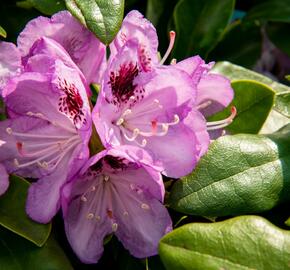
[0,44,92,222]
[93,38,207,178]
[62,145,172,263]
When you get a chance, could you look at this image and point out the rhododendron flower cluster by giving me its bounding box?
[0,10,234,263]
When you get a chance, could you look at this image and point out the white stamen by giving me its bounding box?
[160,31,176,65]
[81,195,87,202]
[123,211,129,216]
[104,175,110,182]
[196,100,212,110]
[207,107,237,131]
[95,215,101,221]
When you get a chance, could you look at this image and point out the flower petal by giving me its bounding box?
[145,123,198,178]
[0,163,9,196]
[0,42,21,94]
[17,11,106,83]
[115,185,172,258]
[111,10,159,66]
[183,109,210,158]
[64,175,112,263]
[26,143,87,223]
[197,74,234,116]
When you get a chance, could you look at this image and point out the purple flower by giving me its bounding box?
[0,47,92,222]
[93,38,208,178]
[62,145,172,263]
[17,11,106,84]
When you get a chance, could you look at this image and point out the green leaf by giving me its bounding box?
[30,0,65,15]
[0,25,7,38]
[169,128,290,217]
[208,80,275,134]
[65,0,124,45]
[212,61,290,117]
[159,216,290,270]
[146,0,178,55]
[260,110,290,134]
[245,0,290,24]
[285,217,290,227]
[0,175,51,247]
[0,227,72,270]
[208,21,262,68]
[172,0,235,60]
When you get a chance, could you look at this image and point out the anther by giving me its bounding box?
[87,213,94,219]
[6,128,12,135]
[95,215,101,221]
[170,58,177,65]
[81,196,87,202]
[141,203,150,210]
[116,118,124,126]
[112,223,118,232]
[13,158,19,167]
[104,175,110,182]
[123,211,129,216]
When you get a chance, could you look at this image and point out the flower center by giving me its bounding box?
[81,170,151,233]
[109,62,142,106]
[58,78,86,128]
[115,98,180,147]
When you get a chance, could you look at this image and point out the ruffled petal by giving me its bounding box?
[0,42,21,94]
[0,164,9,196]
[197,74,234,116]
[17,11,106,83]
[111,10,159,67]
[174,55,213,85]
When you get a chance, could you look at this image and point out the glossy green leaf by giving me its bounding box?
[65,0,124,45]
[159,216,290,270]
[0,25,6,38]
[169,128,290,217]
[0,175,51,247]
[208,80,275,134]
[212,61,290,117]
[260,110,290,134]
[172,0,235,59]
[0,227,72,270]
[208,21,262,68]
[245,0,290,24]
